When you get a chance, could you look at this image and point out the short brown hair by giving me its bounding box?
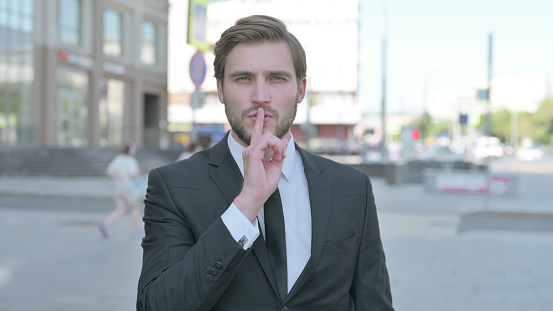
[213,15,306,84]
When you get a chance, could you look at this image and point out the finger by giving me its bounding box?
[251,107,265,144]
[280,138,288,159]
[270,137,288,162]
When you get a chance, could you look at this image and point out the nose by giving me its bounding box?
[251,80,270,105]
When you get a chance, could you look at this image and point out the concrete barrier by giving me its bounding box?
[423,168,518,196]
[351,160,486,185]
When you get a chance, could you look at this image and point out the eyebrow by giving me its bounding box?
[228,71,253,78]
[228,70,293,78]
[268,71,293,78]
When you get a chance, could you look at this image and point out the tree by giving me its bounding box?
[475,96,553,146]
[533,96,553,144]
[409,113,452,142]
[491,109,511,142]
[517,111,536,143]
[414,112,432,140]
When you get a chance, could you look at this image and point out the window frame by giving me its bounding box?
[140,20,158,66]
[102,7,124,58]
[58,0,82,47]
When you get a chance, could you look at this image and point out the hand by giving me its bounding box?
[234,107,288,221]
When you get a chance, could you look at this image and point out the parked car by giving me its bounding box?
[516,145,545,161]
[471,136,504,161]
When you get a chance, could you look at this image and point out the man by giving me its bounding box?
[137,15,394,310]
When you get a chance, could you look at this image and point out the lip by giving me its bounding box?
[248,111,273,123]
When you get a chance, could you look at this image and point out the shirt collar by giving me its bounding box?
[227,131,297,182]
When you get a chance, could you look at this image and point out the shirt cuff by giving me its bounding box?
[221,202,259,250]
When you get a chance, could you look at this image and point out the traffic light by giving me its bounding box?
[411,129,421,140]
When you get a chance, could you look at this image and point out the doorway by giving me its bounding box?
[143,93,159,148]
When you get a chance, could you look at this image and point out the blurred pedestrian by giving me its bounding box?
[98,143,145,239]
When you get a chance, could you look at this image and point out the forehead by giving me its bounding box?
[224,40,295,76]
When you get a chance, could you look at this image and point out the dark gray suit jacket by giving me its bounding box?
[137,133,394,310]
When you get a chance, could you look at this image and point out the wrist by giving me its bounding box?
[233,192,263,222]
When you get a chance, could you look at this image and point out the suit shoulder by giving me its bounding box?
[152,149,210,178]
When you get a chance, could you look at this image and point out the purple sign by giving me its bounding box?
[189,51,207,89]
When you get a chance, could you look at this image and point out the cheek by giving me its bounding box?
[271,86,297,102]
[224,87,250,104]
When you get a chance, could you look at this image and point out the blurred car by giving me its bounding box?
[516,145,544,161]
[503,144,515,155]
[471,136,504,160]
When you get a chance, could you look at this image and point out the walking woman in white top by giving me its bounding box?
[99,143,145,238]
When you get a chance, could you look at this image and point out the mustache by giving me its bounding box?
[241,106,279,119]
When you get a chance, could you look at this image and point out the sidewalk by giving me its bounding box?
[2,173,552,311]
[0,175,120,199]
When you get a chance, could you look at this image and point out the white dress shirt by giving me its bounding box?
[221,132,312,293]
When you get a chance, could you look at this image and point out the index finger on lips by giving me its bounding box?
[251,107,264,143]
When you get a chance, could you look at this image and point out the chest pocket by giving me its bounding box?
[324,234,357,256]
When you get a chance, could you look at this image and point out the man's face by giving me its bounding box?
[217,40,307,146]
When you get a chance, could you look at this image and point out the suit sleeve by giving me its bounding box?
[350,175,395,310]
[136,169,250,311]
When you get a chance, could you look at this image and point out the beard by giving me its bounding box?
[225,94,299,146]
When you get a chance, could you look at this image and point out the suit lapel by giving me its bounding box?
[208,132,281,298]
[208,133,243,214]
[286,146,331,300]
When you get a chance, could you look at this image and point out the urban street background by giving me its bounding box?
[1,0,553,310]
[1,154,552,311]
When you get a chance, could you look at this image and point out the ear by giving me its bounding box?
[216,79,225,103]
[296,77,307,103]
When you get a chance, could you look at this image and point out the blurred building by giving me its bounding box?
[426,88,477,122]
[0,0,169,148]
[167,0,361,150]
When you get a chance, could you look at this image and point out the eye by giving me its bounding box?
[236,76,250,81]
[272,76,285,81]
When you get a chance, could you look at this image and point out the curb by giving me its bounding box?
[0,191,113,200]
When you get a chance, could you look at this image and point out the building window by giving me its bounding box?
[103,8,123,57]
[141,21,157,65]
[99,78,125,146]
[57,68,89,146]
[58,0,81,46]
[0,0,34,145]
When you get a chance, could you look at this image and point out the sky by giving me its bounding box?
[360,0,553,115]
[169,0,553,116]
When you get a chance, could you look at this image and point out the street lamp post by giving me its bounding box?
[486,32,493,137]
[380,0,388,161]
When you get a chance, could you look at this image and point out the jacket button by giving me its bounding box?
[208,268,218,276]
[206,275,215,283]
[280,306,288,311]
[214,261,223,269]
